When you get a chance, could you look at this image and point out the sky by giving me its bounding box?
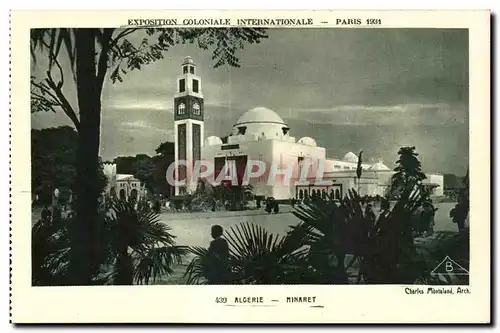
[31,28,469,175]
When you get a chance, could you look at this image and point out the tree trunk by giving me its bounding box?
[69,29,102,285]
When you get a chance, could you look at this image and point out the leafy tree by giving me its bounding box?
[113,156,139,175]
[450,170,469,231]
[443,173,461,189]
[153,141,175,196]
[390,146,427,198]
[112,141,175,196]
[114,154,156,193]
[155,141,175,157]
[32,126,77,204]
[133,157,156,193]
[31,28,267,284]
[32,126,107,206]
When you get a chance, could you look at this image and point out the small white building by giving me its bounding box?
[171,57,444,200]
[103,163,144,201]
[294,157,444,200]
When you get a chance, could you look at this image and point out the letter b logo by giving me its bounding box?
[445,261,453,273]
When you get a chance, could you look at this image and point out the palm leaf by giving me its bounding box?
[184,222,310,285]
[184,246,210,284]
[104,198,187,285]
[134,245,188,285]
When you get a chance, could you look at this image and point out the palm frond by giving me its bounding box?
[225,222,285,260]
[107,199,175,253]
[184,246,211,284]
[183,222,312,285]
[290,186,441,284]
[134,245,188,285]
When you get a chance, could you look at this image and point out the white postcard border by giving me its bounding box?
[10,10,491,323]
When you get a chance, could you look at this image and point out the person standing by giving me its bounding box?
[206,225,230,284]
[265,197,273,213]
[365,203,376,226]
[273,201,280,214]
[52,188,60,208]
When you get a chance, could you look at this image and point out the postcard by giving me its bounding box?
[10,10,490,323]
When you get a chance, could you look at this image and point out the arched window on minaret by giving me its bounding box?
[178,103,186,115]
[193,102,201,115]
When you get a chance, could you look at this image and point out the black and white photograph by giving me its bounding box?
[29,26,471,287]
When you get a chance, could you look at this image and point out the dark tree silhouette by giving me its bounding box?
[113,154,155,193]
[443,173,461,190]
[450,170,469,231]
[112,141,175,196]
[153,141,175,197]
[32,126,107,206]
[31,28,268,285]
[390,146,427,197]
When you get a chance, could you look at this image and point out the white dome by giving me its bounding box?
[343,152,359,163]
[233,107,288,139]
[298,137,317,146]
[182,56,195,65]
[205,136,223,146]
[368,162,390,171]
[235,107,286,126]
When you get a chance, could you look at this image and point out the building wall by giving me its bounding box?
[270,139,326,200]
[292,169,443,199]
[324,159,371,172]
[297,170,380,198]
[426,173,444,196]
[201,138,275,197]
[174,118,204,195]
[201,137,326,200]
[200,135,445,200]
[115,179,143,200]
[374,171,393,196]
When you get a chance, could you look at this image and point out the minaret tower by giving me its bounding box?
[174,56,204,195]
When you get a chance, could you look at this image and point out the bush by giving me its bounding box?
[32,199,187,286]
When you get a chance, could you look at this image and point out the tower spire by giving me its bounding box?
[173,57,204,196]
